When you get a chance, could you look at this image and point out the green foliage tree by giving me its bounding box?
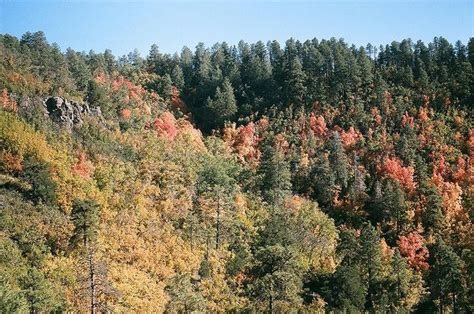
[328,132,349,191]
[257,142,292,205]
[422,183,445,235]
[70,199,101,314]
[428,237,466,313]
[21,157,57,205]
[204,79,237,130]
[359,223,383,310]
[165,274,205,312]
[86,79,110,115]
[309,151,336,209]
[386,249,415,312]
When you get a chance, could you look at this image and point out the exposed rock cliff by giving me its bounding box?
[43,96,102,128]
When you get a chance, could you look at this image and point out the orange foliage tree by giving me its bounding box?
[153,112,178,140]
[378,157,416,192]
[0,89,18,112]
[397,232,429,271]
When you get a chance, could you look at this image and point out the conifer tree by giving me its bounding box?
[310,151,336,208]
[258,142,292,205]
[205,79,237,129]
[328,131,349,191]
[429,237,466,313]
[70,199,101,314]
[422,183,445,235]
[359,223,382,310]
[387,249,414,312]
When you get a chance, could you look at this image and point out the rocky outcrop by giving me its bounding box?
[43,96,102,128]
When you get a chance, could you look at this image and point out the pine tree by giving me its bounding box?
[387,249,413,312]
[66,48,92,91]
[20,268,62,312]
[205,79,237,129]
[159,73,173,100]
[429,237,466,313]
[283,55,306,107]
[332,264,367,311]
[328,131,349,191]
[310,151,336,208]
[327,228,366,311]
[258,142,292,205]
[70,199,100,314]
[382,179,408,241]
[196,156,237,250]
[359,223,382,311]
[422,183,444,235]
[86,80,109,115]
[165,274,205,312]
[171,64,185,91]
[250,244,303,311]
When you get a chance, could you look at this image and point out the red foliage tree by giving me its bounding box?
[72,151,94,179]
[153,112,178,140]
[378,157,416,192]
[309,113,327,138]
[111,76,146,103]
[418,107,429,122]
[340,127,362,148]
[0,150,22,173]
[121,108,132,120]
[0,89,18,112]
[397,232,429,271]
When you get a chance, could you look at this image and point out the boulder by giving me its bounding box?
[44,96,102,128]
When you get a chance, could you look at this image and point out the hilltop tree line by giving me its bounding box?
[0,31,473,312]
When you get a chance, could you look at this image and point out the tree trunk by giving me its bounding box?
[269,295,273,314]
[452,292,456,314]
[190,212,194,252]
[87,243,96,314]
[215,198,220,250]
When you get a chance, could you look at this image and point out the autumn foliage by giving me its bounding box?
[153,111,178,140]
[397,232,429,271]
[0,89,18,112]
[72,151,94,179]
[309,113,328,138]
[378,157,416,191]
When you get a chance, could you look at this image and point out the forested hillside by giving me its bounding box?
[0,31,473,312]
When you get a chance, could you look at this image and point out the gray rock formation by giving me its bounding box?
[43,96,102,128]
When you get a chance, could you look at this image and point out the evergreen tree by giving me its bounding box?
[21,157,57,205]
[196,155,237,250]
[359,223,382,310]
[171,64,185,91]
[387,249,414,312]
[70,199,101,314]
[257,142,292,205]
[20,268,62,312]
[328,131,349,191]
[326,228,366,311]
[204,78,236,130]
[422,183,445,234]
[165,274,205,312]
[159,73,173,100]
[309,151,336,209]
[86,79,109,115]
[429,237,466,313]
[282,51,306,107]
[332,264,367,311]
[382,180,409,242]
[251,247,303,311]
[66,48,92,91]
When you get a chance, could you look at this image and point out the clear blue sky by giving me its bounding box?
[1,0,473,57]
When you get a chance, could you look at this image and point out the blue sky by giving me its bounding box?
[1,0,473,57]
